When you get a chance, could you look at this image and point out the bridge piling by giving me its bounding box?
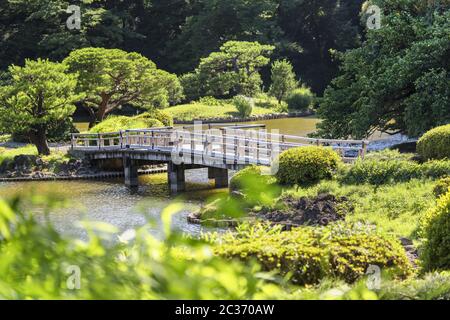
[208,167,229,188]
[123,156,138,188]
[168,163,186,194]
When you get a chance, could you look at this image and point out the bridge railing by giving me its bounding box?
[71,127,369,163]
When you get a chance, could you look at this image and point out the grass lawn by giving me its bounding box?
[164,103,276,122]
[0,145,38,164]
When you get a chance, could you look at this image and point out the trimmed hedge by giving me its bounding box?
[417,124,450,160]
[421,191,450,271]
[215,223,412,285]
[276,146,341,186]
[433,177,450,198]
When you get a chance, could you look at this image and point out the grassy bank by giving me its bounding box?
[0,145,38,164]
[165,103,276,122]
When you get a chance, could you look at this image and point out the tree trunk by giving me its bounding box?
[29,127,50,155]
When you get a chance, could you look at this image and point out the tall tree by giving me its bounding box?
[269,60,298,104]
[317,0,450,139]
[64,48,183,126]
[0,59,80,154]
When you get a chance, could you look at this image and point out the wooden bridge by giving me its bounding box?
[71,126,369,193]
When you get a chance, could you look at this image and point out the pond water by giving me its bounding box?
[0,169,227,239]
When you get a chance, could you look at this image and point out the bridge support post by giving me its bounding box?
[168,163,185,194]
[123,156,138,187]
[208,167,229,188]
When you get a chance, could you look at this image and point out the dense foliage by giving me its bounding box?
[215,223,412,285]
[0,59,81,154]
[276,146,341,186]
[433,177,450,198]
[285,87,315,112]
[317,0,450,138]
[421,190,450,271]
[417,124,450,160]
[233,96,254,118]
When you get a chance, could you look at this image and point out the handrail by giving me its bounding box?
[71,127,369,161]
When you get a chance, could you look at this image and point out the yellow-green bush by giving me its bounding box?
[215,223,412,285]
[276,146,341,186]
[433,177,450,198]
[137,109,173,126]
[417,124,450,160]
[229,165,276,193]
[421,190,450,271]
[89,115,163,133]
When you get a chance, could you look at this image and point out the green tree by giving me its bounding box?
[269,60,298,104]
[317,0,450,139]
[0,59,80,155]
[63,48,183,126]
[185,41,274,100]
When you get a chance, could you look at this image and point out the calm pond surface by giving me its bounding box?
[0,169,227,239]
[1,117,400,238]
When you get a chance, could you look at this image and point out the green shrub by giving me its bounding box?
[285,87,314,112]
[421,191,450,271]
[230,165,276,193]
[341,159,421,185]
[341,158,450,186]
[433,177,450,198]
[89,115,163,133]
[197,96,226,106]
[233,95,253,118]
[254,93,281,110]
[417,124,450,160]
[276,146,341,186]
[215,223,412,285]
[420,160,450,179]
[136,109,173,127]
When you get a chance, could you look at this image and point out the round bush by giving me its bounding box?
[433,177,450,198]
[215,223,412,285]
[285,87,314,112]
[417,124,450,160]
[233,95,253,118]
[421,190,450,271]
[136,110,173,127]
[276,146,341,186]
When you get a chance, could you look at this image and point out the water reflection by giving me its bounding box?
[0,169,228,239]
